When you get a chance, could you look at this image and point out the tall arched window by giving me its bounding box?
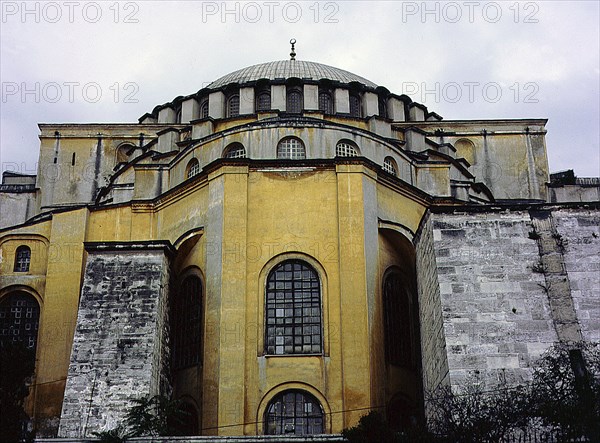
[383,157,398,177]
[186,158,200,179]
[378,97,388,119]
[223,143,247,159]
[171,275,203,369]
[14,246,31,272]
[349,94,361,118]
[265,260,321,355]
[277,137,306,160]
[336,141,359,157]
[318,92,333,114]
[286,88,303,114]
[264,390,324,435]
[256,91,271,111]
[0,292,40,352]
[383,271,414,367]
[227,94,240,118]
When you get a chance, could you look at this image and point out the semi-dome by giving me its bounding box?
[208,60,378,89]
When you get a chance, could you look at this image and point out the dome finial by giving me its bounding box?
[289,38,297,61]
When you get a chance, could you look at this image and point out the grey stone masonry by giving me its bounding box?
[529,209,583,344]
[58,242,174,438]
[429,209,559,391]
[553,208,600,342]
[415,212,449,395]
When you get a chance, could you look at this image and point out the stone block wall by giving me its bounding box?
[427,209,559,390]
[58,242,173,438]
[554,208,600,342]
[414,212,449,396]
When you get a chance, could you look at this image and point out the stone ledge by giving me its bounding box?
[37,435,346,443]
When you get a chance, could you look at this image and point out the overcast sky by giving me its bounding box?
[1,1,598,178]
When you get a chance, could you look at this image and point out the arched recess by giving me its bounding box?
[170,230,205,434]
[257,252,330,357]
[168,395,200,436]
[377,228,424,431]
[256,382,331,435]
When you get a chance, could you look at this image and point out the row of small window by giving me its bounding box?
[186,139,399,179]
[192,88,367,120]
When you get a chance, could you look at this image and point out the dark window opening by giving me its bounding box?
[200,101,209,119]
[318,92,333,114]
[383,272,414,367]
[227,95,240,118]
[257,91,271,111]
[171,275,203,369]
[286,89,303,114]
[264,390,324,435]
[349,94,361,118]
[265,260,321,355]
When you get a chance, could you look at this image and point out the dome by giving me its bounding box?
[208,60,378,89]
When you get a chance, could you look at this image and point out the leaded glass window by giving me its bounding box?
[264,390,324,435]
[349,94,361,118]
[14,246,31,272]
[187,159,200,179]
[0,293,40,350]
[227,94,240,118]
[257,92,271,111]
[224,143,247,159]
[265,260,322,355]
[318,92,333,114]
[200,101,209,119]
[277,138,306,160]
[383,157,398,176]
[287,89,302,114]
[336,141,359,157]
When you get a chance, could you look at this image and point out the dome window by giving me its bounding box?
[200,100,209,119]
[223,143,246,159]
[256,91,271,111]
[227,94,240,118]
[286,88,303,114]
[336,141,359,157]
[318,91,333,114]
[349,94,361,118]
[383,156,398,176]
[186,158,200,179]
[277,137,306,160]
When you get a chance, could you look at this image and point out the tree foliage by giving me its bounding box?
[344,343,600,443]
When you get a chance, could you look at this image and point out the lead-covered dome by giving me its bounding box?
[208,60,378,89]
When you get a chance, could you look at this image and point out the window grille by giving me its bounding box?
[224,143,247,159]
[14,246,30,272]
[0,293,40,351]
[318,92,333,114]
[265,260,322,355]
[187,159,200,179]
[277,138,306,160]
[227,95,240,117]
[336,141,359,157]
[383,157,398,176]
[264,390,324,435]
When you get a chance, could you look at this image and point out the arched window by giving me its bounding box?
[318,92,333,114]
[223,143,247,159]
[200,100,209,119]
[14,246,31,272]
[336,141,359,157]
[378,97,388,119]
[256,91,271,111]
[383,157,398,177]
[349,94,361,118]
[186,158,200,179]
[277,137,306,160]
[264,390,324,435]
[265,260,321,355]
[383,271,414,367]
[286,89,303,114]
[171,275,203,369]
[0,292,40,351]
[227,94,240,118]
[176,108,182,124]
